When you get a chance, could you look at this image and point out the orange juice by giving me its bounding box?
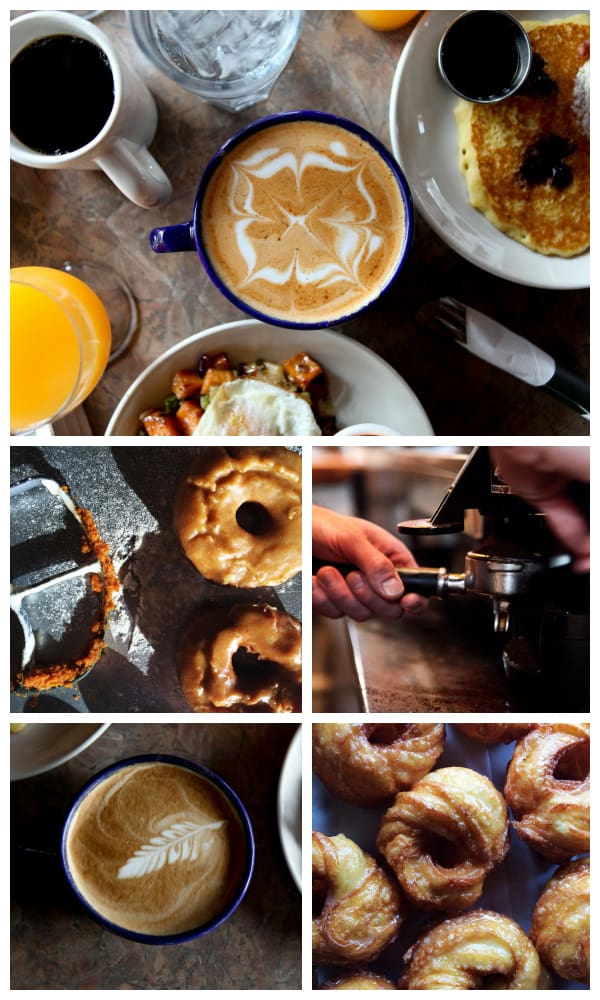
[10,266,111,433]
[354,11,420,31]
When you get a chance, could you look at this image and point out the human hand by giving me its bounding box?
[312,505,428,621]
[490,446,590,573]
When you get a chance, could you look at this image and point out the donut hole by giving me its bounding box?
[553,741,589,782]
[362,723,412,746]
[231,646,278,697]
[235,501,274,536]
[477,973,512,989]
[422,831,469,870]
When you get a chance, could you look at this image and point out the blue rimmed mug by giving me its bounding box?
[149,110,413,329]
[61,753,255,945]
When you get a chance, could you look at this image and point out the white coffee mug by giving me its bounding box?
[10,11,172,209]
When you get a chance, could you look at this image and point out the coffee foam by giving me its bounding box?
[65,761,246,937]
[201,121,406,323]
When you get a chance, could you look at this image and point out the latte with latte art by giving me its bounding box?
[64,760,248,938]
[200,119,407,324]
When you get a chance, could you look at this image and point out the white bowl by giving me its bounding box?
[105,320,433,436]
[334,423,401,436]
[10,722,110,781]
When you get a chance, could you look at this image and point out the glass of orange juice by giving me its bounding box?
[10,265,112,434]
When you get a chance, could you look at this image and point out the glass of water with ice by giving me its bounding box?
[127,10,304,112]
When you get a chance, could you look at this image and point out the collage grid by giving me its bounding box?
[10,8,590,994]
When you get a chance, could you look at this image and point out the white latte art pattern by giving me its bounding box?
[65,762,246,937]
[231,145,384,290]
[118,819,226,879]
[201,121,406,323]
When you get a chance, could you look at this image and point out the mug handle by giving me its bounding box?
[149,221,196,253]
[95,138,172,209]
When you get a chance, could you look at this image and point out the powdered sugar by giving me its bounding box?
[572,60,590,137]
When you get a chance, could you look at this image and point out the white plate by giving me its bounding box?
[106,320,433,436]
[10,722,110,781]
[278,725,302,892]
[389,10,589,290]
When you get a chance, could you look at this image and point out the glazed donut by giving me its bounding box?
[175,446,301,587]
[399,910,552,990]
[504,723,589,861]
[376,766,509,912]
[177,603,301,712]
[312,723,445,806]
[312,831,404,966]
[320,972,396,990]
[531,855,590,984]
[454,723,535,744]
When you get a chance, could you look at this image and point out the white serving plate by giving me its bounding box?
[278,725,302,892]
[389,10,589,289]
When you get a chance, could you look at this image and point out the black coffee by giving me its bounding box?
[440,12,524,101]
[11,34,115,155]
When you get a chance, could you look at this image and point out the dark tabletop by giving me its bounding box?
[10,444,302,714]
[10,722,301,990]
[10,10,589,437]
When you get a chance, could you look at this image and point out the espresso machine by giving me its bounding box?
[316,447,589,710]
[394,447,590,709]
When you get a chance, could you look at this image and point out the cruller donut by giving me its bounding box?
[177,602,301,712]
[312,831,404,966]
[175,446,301,587]
[454,723,535,744]
[312,723,445,806]
[320,971,396,990]
[376,766,509,912]
[531,855,590,985]
[504,723,589,861]
[399,910,552,989]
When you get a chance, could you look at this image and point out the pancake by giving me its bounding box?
[456,15,590,257]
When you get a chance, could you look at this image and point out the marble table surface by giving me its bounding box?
[10,10,589,437]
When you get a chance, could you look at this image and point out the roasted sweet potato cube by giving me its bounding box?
[205,352,232,371]
[171,369,205,400]
[200,368,235,394]
[198,352,233,375]
[176,399,204,435]
[282,352,323,390]
[141,410,183,436]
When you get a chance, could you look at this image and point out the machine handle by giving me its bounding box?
[312,560,453,597]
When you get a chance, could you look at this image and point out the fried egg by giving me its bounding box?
[193,377,322,436]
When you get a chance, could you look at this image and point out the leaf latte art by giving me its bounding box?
[201,121,406,323]
[65,762,246,937]
[118,819,226,879]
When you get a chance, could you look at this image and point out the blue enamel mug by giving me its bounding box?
[149,110,413,329]
[61,754,255,945]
